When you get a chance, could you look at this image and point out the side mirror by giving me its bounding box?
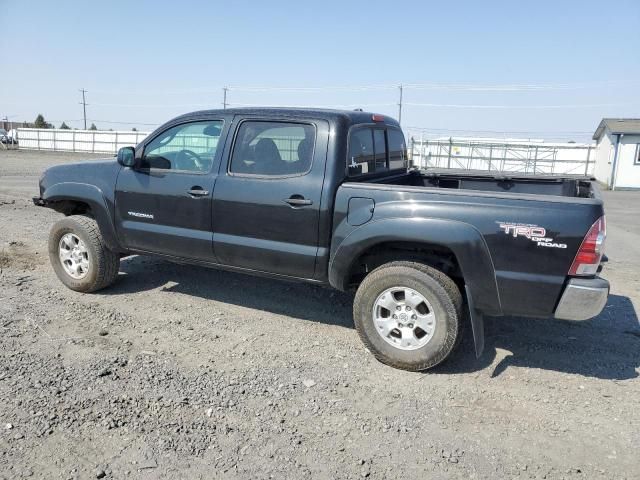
[117,147,136,167]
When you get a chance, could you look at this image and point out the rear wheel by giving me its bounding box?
[353,261,462,371]
[48,215,120,292]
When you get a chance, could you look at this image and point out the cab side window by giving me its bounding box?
[230,121,315,176]
[388,128,408,170]
[142,120,223,172]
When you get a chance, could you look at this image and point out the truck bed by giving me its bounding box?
[333,168,604,319]
[361,169,599,199]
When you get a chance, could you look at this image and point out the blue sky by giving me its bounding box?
[2,0,639,141]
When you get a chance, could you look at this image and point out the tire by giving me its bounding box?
[353,261,463,371]
[48,215,120,292]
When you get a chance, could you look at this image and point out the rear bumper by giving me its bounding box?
[554,277,609,321]
[32,196,46,206]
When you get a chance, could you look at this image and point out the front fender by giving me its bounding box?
[42,182,121,252]
[328,217,502,315]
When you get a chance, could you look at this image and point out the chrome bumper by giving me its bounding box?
[554,277,609,321]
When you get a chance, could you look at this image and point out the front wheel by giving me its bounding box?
[353,261,463,371]
[48,215,120,292]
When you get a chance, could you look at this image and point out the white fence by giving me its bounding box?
[409,136,595,176]
[14,128,596,177]
[15,128,151,154]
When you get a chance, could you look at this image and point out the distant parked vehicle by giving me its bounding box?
[0,128,18,145]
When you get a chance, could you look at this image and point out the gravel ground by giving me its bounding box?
[1,150,639,480]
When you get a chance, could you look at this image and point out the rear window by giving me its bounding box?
[348,126,407,176]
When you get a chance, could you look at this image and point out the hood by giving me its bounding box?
[39,158,121,198]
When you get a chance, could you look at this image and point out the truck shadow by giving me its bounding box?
[435,294,640,380]
[104,256,640,380]
[103,255,355,328]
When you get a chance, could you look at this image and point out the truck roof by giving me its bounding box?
[171,107,400,128]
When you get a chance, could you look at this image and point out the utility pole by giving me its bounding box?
[397,84,403,126]
[222,86,228,109]
[79,89,88,129]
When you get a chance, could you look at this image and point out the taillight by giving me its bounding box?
[568,216,606,276]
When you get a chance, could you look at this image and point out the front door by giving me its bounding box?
[212,118,328,278]
[115,118,226,261]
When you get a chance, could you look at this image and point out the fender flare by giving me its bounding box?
[43,182,121,252]
[328,217,502,315]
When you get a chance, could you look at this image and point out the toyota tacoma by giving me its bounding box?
[34,108,609,371]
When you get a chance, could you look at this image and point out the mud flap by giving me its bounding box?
[465,285,485,358]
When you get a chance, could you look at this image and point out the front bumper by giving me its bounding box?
[554,277,609,321]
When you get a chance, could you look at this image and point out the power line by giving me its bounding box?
[403,79,640,91]
[405,125,593,134]
[403,102,629,109]
[90,102,212,108]
[87,119,160,126]
[226,102,396,109]
[86,79,640,95]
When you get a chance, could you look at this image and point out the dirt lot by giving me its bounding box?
[1,150,639,480]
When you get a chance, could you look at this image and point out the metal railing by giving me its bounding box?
[13,128,597,177]
[409,136,595,176]
[13,128,306,160]
[14,128,151,154]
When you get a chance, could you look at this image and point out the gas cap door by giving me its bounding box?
[347,197,375,226]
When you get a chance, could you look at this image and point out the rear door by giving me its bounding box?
[212,117,329,278]
[114,118,227,261]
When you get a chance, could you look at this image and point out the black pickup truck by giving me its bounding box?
[34,108,609,371]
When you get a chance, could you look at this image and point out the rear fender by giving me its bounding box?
[329,217,502,315]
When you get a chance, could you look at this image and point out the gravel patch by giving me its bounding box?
[0,149,639,479]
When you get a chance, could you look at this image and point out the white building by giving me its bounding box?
[592,118,640,190]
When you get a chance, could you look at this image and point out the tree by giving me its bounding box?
[34,114,50,129]
[59,122,70,130]
[89,123,98,131]
[131,127,138,132]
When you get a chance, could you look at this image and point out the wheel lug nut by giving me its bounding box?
[406,306,411,311]
[412,314,417,320]
[396,306,401,311]
[392,314,397,319]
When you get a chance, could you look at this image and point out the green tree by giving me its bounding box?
[89,123,98,131]
[34,114,50,128]
[59,122,70,130]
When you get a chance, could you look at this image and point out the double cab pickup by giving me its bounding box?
[34,108,609,371]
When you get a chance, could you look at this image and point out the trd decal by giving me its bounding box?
[497,222,567,249]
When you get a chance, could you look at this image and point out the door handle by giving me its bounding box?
[284,196,313,207]
[187,187,209,197]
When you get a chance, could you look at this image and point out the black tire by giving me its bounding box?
[48,215,120,292]
[353,261,463,371]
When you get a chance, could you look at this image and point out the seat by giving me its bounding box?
[297,137,313,171]
[254,138,283,174]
